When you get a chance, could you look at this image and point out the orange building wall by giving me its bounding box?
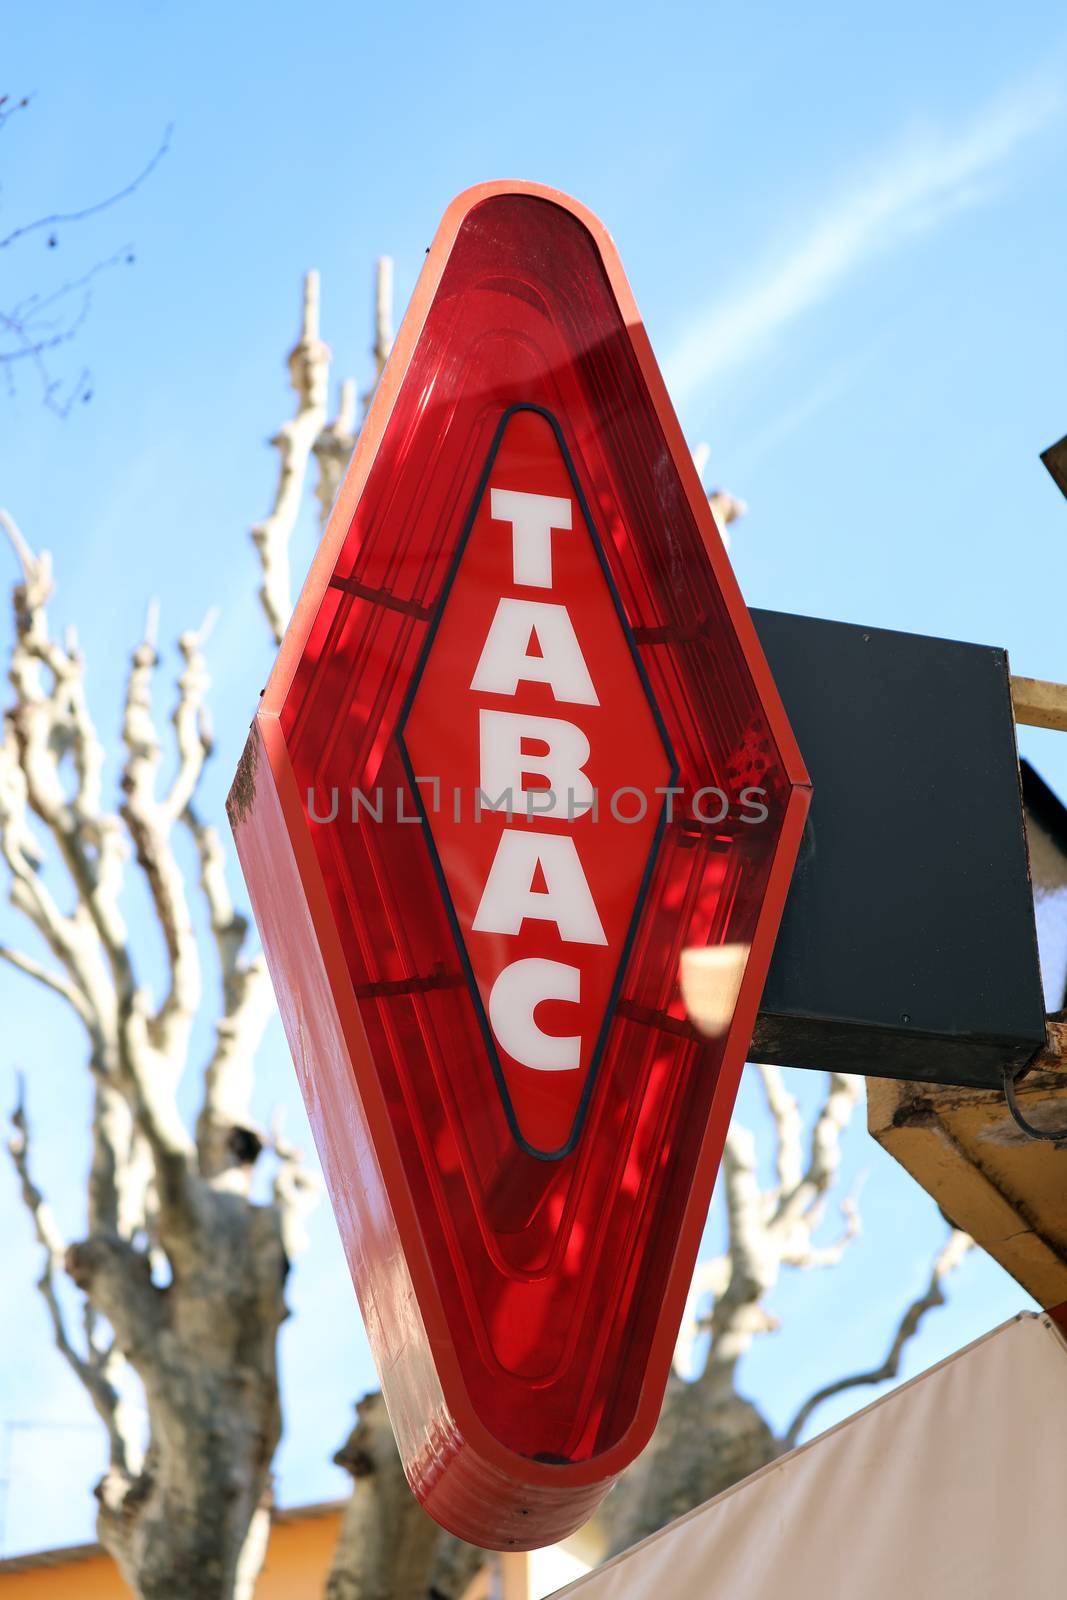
[255,1508,341,1598]
[0,1550,120,1600]
[0,1508,344,1599]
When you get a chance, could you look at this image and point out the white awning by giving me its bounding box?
[556,1313,1067,1600]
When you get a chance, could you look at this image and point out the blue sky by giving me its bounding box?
[2,0,1066,1559]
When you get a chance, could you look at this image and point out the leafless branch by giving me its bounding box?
[0,942,95,1025]
[695,1072,862,1385]
[181,792,277,1182]
[313,377,358,530]
[0,126,171,252]
[268,1111,319,1261]
[0,93,32,134]
[781,1228,974,1450]
[1,509,134,1007]
[250,272,330,644]
[119,608,202,1065]
[163,620,215,822]
[1,511,195,1221]
[771,1073,861,1244]
[756,1063,803,1194]
[1,113,169,412]
[0,247,136,413]
[690,443,747,548]
[183,805,249,1002]
[314,258,393,532]
[8,1079,141,1475]
[360,255,394,419]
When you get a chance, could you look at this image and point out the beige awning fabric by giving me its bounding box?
[557,1314,1067,1599]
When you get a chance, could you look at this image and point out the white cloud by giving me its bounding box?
[664,76,1063,406]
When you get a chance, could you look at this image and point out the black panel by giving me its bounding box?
[1041,433,1067,502]
[751,610,1046,1088]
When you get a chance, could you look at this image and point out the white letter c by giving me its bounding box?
[488,958,581,1071]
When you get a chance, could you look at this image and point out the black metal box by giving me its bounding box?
[751,610,1046,1088]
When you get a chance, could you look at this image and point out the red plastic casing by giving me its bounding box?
[228,182,810,1550]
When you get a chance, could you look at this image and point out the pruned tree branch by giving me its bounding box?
[250,273,330,644]
[0,941,95,1025]
[8,1079,142,1478]
[256,258,394,629]
[268,1111,319,1262]
[781,1228,974,1450]
[164,617,216,823]
[313,377,358,532]
[756,1062,804,1194]
[691,1072,862,1388]
[120,605,203,1070]
[690,442,747,549]
[1,508,134,1007]
[184,803,248,1005]
[361,256,394,420]
[180,686,280,1187]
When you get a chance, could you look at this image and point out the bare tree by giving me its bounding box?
[1,261,968,1600]
[0,512,315,1596]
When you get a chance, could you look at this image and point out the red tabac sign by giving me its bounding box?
[229,182,810,1550]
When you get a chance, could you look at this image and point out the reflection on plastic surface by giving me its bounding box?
[679,944,752,1038]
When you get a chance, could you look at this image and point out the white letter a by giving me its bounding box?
[472,831,606,945]
[471,598,598,705]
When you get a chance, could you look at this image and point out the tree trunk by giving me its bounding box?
[325,1393,484,1600]
[596,1372,779,1559]
[68,1189,290,1599]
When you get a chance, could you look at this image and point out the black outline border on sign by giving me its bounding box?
[396,403,679,1162]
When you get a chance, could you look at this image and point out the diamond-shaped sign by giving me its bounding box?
[229,183,809,1551]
